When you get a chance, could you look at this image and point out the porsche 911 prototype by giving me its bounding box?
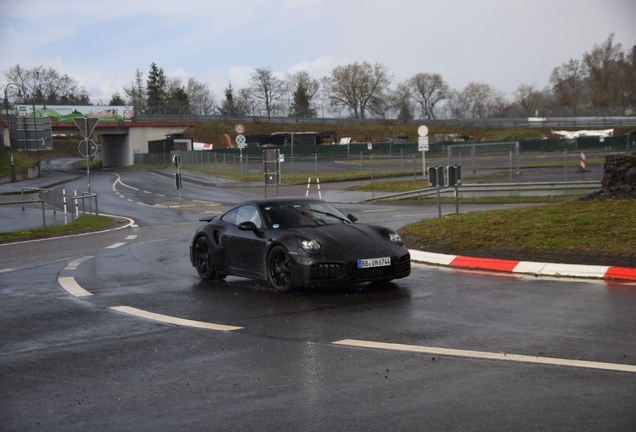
[190,197,411,291]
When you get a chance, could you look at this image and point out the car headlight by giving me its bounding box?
[388,231,403,246]
[298,238,322,253]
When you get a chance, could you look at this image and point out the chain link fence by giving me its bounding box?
[134,135,635,183]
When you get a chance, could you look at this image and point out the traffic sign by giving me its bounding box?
[418,125,429,137]
[234,124,245,134]
[418,136,429,151]
[78,139,97,158]
[173,154,181,168]
[74,117,99,139]
[236,134,246,148]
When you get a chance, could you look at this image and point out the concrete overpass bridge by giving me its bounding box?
[2,120,196,167]
[50,121,196,167]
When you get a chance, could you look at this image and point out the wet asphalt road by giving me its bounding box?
[1,167,635,431]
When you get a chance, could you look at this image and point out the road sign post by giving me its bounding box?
[173,154,183,203]
[74,117,99,194]
[418,125,429,181]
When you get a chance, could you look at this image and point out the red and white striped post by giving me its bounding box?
[317,178,322,199]
[306,177,311,197]
[63,189,67,215]
[579,152,587,172]
[74,190,79,217]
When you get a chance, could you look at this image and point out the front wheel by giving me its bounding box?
[267,246,294,292]
[193,236,219,280]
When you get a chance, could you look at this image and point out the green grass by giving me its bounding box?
[0,147,39,176]
[400,200,636,255]
[0,215,114,242]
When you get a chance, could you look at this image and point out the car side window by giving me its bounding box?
[236,205,262,229]
[221,208,238,225]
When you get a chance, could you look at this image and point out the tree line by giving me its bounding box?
[3,34,634,120]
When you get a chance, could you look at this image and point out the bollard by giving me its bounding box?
[578,152,587,172]
[63,189,67,215]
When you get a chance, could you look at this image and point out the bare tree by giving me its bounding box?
[550,59,586,115]
[4,64,90,105]
[387,82,414,124]
[583,33,624,109]
[123,69,146,114]
[186,77,216,116]
[322,62,392,119]
[250,67,285,118]
[408,73,448,119]
[445,82,507,119]
[512,84,547,116]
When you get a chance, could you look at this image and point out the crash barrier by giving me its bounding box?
[0,200,47,229]
[364,180,602,203]
[70,193,99,226]
[133,112,636,128]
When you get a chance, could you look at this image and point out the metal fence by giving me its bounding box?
[133,113,636,128]
[133,134,635,184]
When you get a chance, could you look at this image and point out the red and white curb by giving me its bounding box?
[409,250,636,282]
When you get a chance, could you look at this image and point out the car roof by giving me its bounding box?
[241,197,326,207]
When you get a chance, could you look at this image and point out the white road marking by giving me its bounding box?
[113,174,139,191]
[143,191,152,194]
[126,235,137,240]
[333,339,636,373]
[64,256,94,270]
[361,209,394,213]
[157,194,165,197]
[105,242,126,249]
[0,269,15,274]
[58,277,93,297]
[111,306,243,331]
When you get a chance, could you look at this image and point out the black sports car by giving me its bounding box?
[190,197,411,291]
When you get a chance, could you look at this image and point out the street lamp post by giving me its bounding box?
[3,83,20,182]
[32,95,39,162]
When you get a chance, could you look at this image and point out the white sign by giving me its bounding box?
[418,125,429,137]
[279,154,285,163]
[236,134,246,148]
[367,142,372,150]
[418,136,429,151]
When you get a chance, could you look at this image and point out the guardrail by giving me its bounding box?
[133,114,636,128]
[363,181,602,202]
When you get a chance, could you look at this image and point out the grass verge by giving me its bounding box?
[0,215,114,242]
[399,200,636,256]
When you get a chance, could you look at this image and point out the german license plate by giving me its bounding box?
[357,257,391,269]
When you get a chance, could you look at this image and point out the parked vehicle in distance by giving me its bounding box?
[190,197,411,291]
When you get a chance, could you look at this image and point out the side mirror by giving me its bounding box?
[347,214,358,223]
[238,221,258,231]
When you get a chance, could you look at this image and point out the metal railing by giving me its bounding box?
[70,193,99,225]
[21,187,56,214]
[364,180,602,202]
[132,113,636,128]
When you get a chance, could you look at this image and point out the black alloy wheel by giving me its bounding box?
[267,246,294,292]
[193,236,218,280]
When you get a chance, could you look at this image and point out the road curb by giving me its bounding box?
[409,249,636,282]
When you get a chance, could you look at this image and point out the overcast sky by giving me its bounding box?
[1,0,635,104]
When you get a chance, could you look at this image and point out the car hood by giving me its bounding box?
[295,223,390,255]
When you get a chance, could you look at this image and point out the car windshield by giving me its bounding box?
[262,201,350,229]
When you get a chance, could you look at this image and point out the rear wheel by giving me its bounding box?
[193,236,219,280]
[267,246,294,292]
